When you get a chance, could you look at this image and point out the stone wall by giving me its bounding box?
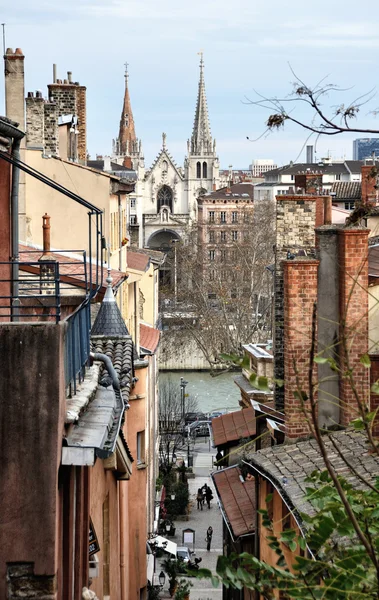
[25,96,45,147]
[6,563,56,600]
[44,103,59,156]
[48,82,87,163]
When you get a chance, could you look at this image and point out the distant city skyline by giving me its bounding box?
[1,0,378,168]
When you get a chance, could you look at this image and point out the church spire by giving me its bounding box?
[117,62,137,157]
[190,53,213,156]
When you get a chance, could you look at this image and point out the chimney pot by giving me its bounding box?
[53,63,57,83]
[63,79,68,84]
[14,48,24,56]
[42,213,51,253]
[27,92,34,98]
[5,47,14,54]
[67,71,72,83]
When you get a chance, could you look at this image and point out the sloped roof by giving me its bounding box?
[127,251,150,272]
[265,162,350,177]
[199,183,254,202]
[331,181,361,200]
[91,271,130,338]
[212,466,256,540]
[19,244,126,292]
[247,430,379,521]
[211,407,256,447]
[140,323,160,354]
[91,338,133,407]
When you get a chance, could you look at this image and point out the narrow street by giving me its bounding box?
[159,439,223,600]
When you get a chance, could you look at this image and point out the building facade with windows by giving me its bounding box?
[111,57,220,251]
[353,138,379,161]
[197,183,254,290]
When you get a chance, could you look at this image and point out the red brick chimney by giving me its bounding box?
[361,164,378,205]
[283,258,319,439]
[338,228,370,425]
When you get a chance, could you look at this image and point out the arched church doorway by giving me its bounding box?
[146,229,181,293]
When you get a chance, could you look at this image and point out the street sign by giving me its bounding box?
[182,527,195,550]
[89,518,100,556]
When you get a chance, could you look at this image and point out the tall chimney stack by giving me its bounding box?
[4,48,25,136]
[53,63,57,83]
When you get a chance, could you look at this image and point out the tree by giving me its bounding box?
[158,377,198,476]
[196,294,379,596]
[247,67,379,152]
[161,199,275,370]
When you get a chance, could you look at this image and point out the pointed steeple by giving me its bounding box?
[190,53,213,156]
[117,62,137,157]
[91,266,130,338]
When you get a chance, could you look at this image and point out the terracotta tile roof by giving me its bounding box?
[127,250,150,272]
[247,430,379,521]
[211,407,256,447]
[19,244,126,291]
[140,323,160,354]
[331,181,361,200]
[212,466,256,539]
[91,337,134,407]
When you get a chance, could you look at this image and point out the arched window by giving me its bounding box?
[157,185,173,213]
[203,161,207,179]
[162,160,168,172]
[196,161,201,179]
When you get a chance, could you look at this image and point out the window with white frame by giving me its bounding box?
[209,249,215,261]
[220,211,226,223]
[130,197,136,208]
[232,231,238,241]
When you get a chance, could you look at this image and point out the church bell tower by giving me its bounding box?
[186,54,219,219]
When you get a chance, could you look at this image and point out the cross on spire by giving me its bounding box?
[124,61,129,86]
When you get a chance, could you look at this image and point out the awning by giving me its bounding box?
[62,386,124,466]
[211,407,256,447]
[154,536,177,556]
[212,466,256,541]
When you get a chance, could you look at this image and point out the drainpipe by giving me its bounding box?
[90,352,120,392]
[119,482,127,600]
[118,194,122,272]
[0,118,25,320]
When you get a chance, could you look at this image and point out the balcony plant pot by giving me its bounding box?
[169,580,178,597]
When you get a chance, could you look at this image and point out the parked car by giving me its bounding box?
[208,410,225,420]
[176,546,195,563]
[185,412,206,425]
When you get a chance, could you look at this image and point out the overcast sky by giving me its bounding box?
[1,0,378,168]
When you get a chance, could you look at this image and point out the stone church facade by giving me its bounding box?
[111,56,220,250]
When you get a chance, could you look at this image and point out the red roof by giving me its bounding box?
[19,244,126,291]
[140,323,160,353]
[212,407,256,447]
[213,466,256,539]
[127,251,150,272]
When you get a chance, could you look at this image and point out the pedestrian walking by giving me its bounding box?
[196,488,204,510]
[215,450,223,470]
[206,526,213,551]
[205,486,213,509]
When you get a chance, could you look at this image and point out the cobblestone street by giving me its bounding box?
[159,439,223,600]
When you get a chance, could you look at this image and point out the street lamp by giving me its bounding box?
[180,377,188,420]
[159,571,166,587]
[172,453,177,464]
[171,239,179,305]
[170,493,176,500]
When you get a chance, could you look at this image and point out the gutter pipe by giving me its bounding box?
[0,118,25,321]
[90,351,120,392]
